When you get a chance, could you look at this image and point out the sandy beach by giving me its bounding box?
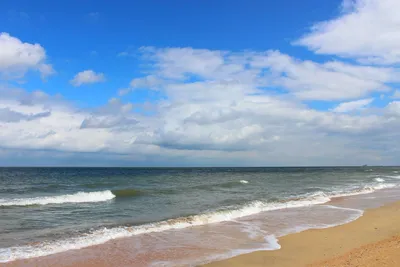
[3,198,399,267]
[2,0,400,266]
[204,200,400,267]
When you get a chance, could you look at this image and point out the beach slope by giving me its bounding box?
[204,201,400,267]
[5,201,400,267]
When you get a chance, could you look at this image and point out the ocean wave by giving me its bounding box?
[0,191,332,262]
[0,181,395,262]
[183,180,250,191]
[275,206,363,240]
[111,189,146,198]
[386,175,400,179]
[0,191,115,207]
[374,178,385,183]
[328,182,396,199]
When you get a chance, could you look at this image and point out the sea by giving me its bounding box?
[1,167,400,266]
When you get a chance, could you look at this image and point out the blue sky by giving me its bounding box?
[1,0,341,107]
[1,0,400,166]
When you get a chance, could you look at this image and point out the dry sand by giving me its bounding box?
[308,235,400,267]
[5,200,400,267]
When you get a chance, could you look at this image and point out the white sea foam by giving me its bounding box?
[0,181,395,263]
[0,192,329,262]
[277,206,363,238]
[328,182,397,198]
[374,178,385,183]
[239,180,249,184]
[167,205,364,267]
[152,234,281,267]
[323,205,364,213]
[0,191,116,207]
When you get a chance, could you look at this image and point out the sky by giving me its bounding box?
[1,0,400,166]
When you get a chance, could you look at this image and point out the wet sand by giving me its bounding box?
[204,200,400,267]
[4,200,400,267]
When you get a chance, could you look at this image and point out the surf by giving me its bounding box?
[0,190,115,207]
[0,191,332,262]
[0,179,395,263]
[0,178,397,262]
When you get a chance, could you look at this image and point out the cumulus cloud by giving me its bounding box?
[250,51,396,100]
[386,101,400,115]
[118,88,131,96]
[0,32,54,78]
[392,90,400,99]
[137,47,397,101]
[130,75,164,89]
[332,98,374,113]
[109,45,400,161]
[296,0,400,64]
[3,0,400,166]
[2,41,400,165]
[80,116,138,129]
[0,82,398,166]
[0,107,51,122]
[0,86,65,107]
[70,70,105,86]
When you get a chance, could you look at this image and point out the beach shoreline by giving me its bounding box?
[2,198,399,267]
[203,199,400,267]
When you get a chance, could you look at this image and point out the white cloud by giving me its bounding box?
[1,79,400,166]
[141,47,227,80]
[296,0,400,64]
[80,116,138,129]
[386,101,400,115]
[0,32,54,78]
[251,50,394,100]
[2,42,400,165]
[118,88,131,96]
[70,70,105,86]
[392,90,400,99]
[138,47,397,101]
[0,107,51,122]
[332,98,374,113]
[4,0,400,166]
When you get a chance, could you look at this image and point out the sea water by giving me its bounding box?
[1,167,400,265]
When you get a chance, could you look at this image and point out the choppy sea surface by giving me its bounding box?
[1,167,400,265]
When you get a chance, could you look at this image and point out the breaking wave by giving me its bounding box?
[0,181,397,262]
[328,183,396,199]
[0,191,115,207]
[0,191,328,262]
[111,189,146,198]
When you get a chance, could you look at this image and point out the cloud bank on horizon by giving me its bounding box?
[1,0,400,166]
